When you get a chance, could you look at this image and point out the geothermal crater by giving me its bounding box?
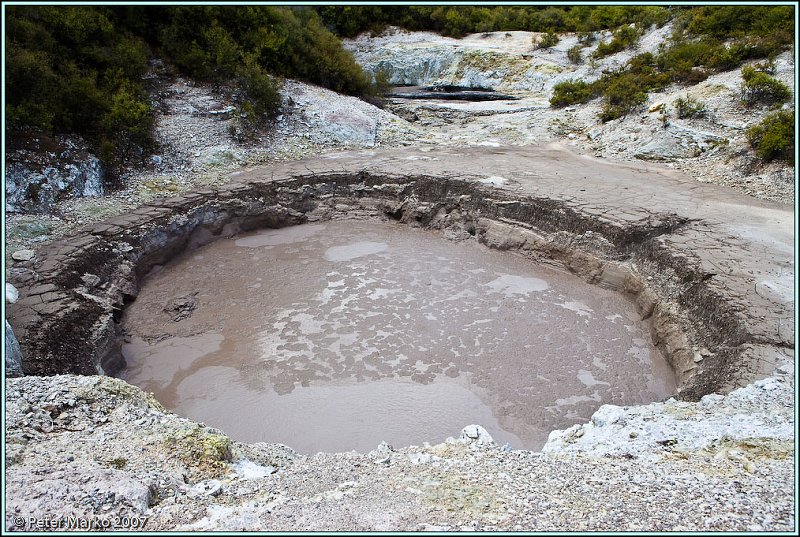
[7,146,791,460]
[119,220,675,453]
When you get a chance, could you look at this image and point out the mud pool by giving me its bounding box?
[119,220,676,453]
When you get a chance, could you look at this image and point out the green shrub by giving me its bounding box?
[709,40,773,71]
[237,63,281,119]
[593,24,641,58]
[598,72,649,121]
[535,31,560,49]
[674,95,706,118]
[552,52,671,122]
[567,45,583,64]
[101,85,154,150]
[656,39,714,70]
[6,4,381,167]
[5,6,155,167]
[740,66,791,106]
[746,109,795,162]
[685,6,794,40]
[550,80,594,107]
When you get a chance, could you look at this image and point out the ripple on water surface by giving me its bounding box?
[120,221,676,453]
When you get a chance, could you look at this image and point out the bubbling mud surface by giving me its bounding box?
[119,221,676,453]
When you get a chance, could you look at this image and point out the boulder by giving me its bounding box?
[5,321,24,377]
[5,135,104,214]
[635,124,726,161]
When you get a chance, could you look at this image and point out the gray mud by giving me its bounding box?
[119,221,675,453]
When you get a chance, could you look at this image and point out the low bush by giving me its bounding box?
[746,109,795,162]
[674,95,706,118]
[550,80,594,107]
[598,73,649,121]
[535,31,560,49]
[593,24,641,58]
[237,63,282,118]
[567,45,583,64]
[740,66,791,107]
[594,54,670,121]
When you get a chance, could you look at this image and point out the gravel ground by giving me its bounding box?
[4,373,795,532]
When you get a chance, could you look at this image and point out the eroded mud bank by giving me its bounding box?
[7,157,789,401]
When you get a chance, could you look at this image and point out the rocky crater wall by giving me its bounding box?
[6,148,793,402]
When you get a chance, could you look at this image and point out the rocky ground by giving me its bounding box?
[4,372,795,532]
[3,25,797,531]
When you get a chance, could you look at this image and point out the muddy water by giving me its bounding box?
[119,221,676,453]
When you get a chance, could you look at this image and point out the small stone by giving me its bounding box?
[459,424,495,446]
[6,283,20,303]
[191,479,223,497]
[408,452,433,465]
[12,250,35,262]
[81,273,102,288]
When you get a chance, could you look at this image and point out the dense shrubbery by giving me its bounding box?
[6,6,154,170]
[739,66,792,107]
[6,5,375,171]
[550,80,595,107]
[683,5,794,42]
[746,110,795,162]
[317,5,670,39]
[597,71,652,122]
[7,5,795,167]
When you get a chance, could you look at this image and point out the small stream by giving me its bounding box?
[389,85,518,101]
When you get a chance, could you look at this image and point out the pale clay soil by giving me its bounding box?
[3,26,797,531]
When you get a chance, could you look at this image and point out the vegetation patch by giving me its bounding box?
[739,66,792,107]
[674,95,707,119]
[594,53,671,121]
[567,45,583,64]
[593,24,641,59]
[746,110,795,163]
[548,6,793,123]
[107,457,128,470]
[317,5,670,39]
[534,31,560,49]
[550,80,595,108]
[6,5,376,172]
[165,426,233,479]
